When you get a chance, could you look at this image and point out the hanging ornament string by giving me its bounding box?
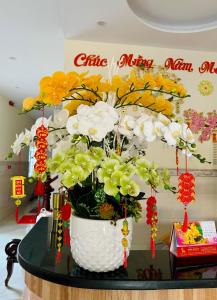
[212,129,217,166]
[146,188,158,258]
[56,190,64,264]
[61,192,72,247]
[176,147,179,176]
[177,146,195,232]
[121,199,129,269]
[34,107,48,213]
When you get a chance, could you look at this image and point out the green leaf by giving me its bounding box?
[94,186,107,204]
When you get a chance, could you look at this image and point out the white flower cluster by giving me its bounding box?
[11,109,70,155]
[66,102,118,142]
[11,101,195,156]
[119,113,195,147]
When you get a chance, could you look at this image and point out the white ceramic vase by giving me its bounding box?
[70,215,133,272]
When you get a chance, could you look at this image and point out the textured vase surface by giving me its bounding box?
[70,215,133,272]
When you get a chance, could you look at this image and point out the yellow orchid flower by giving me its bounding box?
[64,99,93,116]
[97,80,111,93]
[111,75,128,97]
[155,73,168,89]
[122,91,141,104]
[176,83,187,97]
[66,71,81,90]
[162,101,174,116]
[143,72,156,88]
[139,91,155,107]
[40,76,52,90]
[128,69,144,89]
[22,97,36,111]
[82,74,102,90]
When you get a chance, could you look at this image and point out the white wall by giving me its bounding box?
[0,95,33,221]
[64,40,217,249]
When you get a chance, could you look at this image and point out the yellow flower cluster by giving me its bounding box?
[22,68,187,118]
[182,223,208,245]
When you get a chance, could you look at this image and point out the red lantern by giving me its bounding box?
[34,149,47,160]
[34,124,48,204]
[36,125,48,138]
[177,172,195,232]
[35,139,48,149]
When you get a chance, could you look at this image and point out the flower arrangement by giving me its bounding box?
[175,222,208,245]
[9,67,207,223]
[184,109,217,143]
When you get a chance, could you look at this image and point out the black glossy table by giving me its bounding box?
[18,218,217,300]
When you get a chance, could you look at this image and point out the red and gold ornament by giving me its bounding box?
[34,124,48,211]
[61,200,72,247]
[146,194,158,258]
[177,172,195,232]
[121,203,129,268]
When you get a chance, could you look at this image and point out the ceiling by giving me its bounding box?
[1,0,217,118]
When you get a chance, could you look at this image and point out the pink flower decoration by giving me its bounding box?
[184,109,217,143]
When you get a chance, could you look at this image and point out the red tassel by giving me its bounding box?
[123,249,127,268]
[56,250,62,264]
[63,227,70,246]
[15,207,19,223]
[34,179,45,196]
[182,208,188,232]
[150,237,156,258]
[61,203,71,221]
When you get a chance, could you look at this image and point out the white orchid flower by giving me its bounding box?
[77,104,92,116]
[23,129,32,145]
[119,115,135,137]
[78,119,108,142]
[143,120,165,142]
[53,137,71,155]
[51,109,69,128]
[133,115,152,139]
[164,122,182,146]
[66,115,79,135]
[11,129,33,155]
[158,113,171,126]
[11,132,24,155]
[94,101,119,123]
[181,124,195,144]
[143,121,156,142]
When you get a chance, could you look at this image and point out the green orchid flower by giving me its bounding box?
[74,153,95,172]
[120,176,140,197]
[111,170,125,186]
[104,178,119,197]
[87,147,105,164]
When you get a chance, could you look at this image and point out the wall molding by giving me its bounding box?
[168,168,217,177]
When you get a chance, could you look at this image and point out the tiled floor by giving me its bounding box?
[0,216,28,300]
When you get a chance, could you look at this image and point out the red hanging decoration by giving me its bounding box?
[182,207,189,232]
[146,195,158,258]
[176,147,179,176]
[121,203,129,269]
[34,122,48,211]
[34,125,48,175]
[61,201,72,247]
[34,178,45,196]
[56,248,62,264]
[177,172,195,232]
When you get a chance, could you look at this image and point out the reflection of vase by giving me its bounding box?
[70,215,133,272]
